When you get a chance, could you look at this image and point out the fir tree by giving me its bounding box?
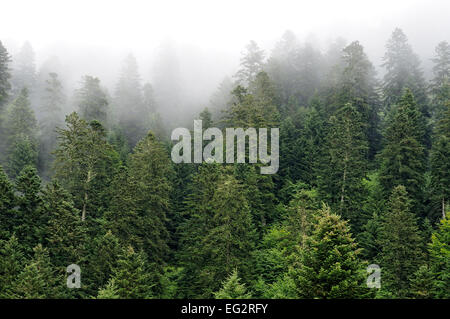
[290,204,371,298]
[0,235,24,298]
[429,214,450,298]
[379,186,425,298]
[379,89,426,213]
[0,40,11,110]
[76,75,109,125]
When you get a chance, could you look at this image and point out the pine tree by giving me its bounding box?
[76,75,109,125]
[410,265,435,299]
[290,204,371,298]
[379,186,424,298]
[214,269,252,299]
[379,89,426,213]
[108,246,152,299]
[429,214,450,298]
[0,235,24,298]
[317,103,369,230]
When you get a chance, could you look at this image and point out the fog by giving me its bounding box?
[1,0,449,127]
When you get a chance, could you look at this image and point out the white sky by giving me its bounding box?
[1,0,448,52]
[1,0,449,100]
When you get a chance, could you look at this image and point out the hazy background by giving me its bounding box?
[1,0,449,122]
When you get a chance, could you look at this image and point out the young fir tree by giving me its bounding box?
[107,246,152,299]
[379,89,426,214]
[428,214,450,298]
[214,269,252,299]
[96,279,120,299]
[379,186,425,298]
[290,204,372,299]
[409,265,435,299]
[10,244,59,299]
[317,103,369,230]
[430,101,450,221]
[381,28,428,117]
[430,41,450,119]
[3,88,38,177]
[76,75,109,125]
[0,235,24,298]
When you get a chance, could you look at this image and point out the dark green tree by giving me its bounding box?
[76,75,109,125]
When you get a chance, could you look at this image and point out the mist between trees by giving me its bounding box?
[0,26,449,299]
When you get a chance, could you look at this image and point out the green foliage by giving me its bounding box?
[214,269,252,299]
[0,235,24,297]
[76,76,109,125]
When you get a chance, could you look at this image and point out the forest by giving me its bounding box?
[0,25,449,299]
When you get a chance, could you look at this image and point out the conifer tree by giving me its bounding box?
[430,41,450,118]
[76,76,109,125]
[108,246,152,299]
[235,40,265,86]
[11,41,36,97]
[0,165,16,239]
[0,40,11,110]
[379,89,426,213]
[379,186,424,298]
[14,166,44,253]
[429,214,450,298]
[127,131,173,265]
[11,244,58,298]
[97,279,120,299]
[3,88,38,177]
[39,72,64,177]
[53,112,118,221]
[214,269,252,299]
[290,205,371,298]
[43,181,86,269]
[317,103,368,230]
[382,28,428,116]
[0,235,24,298]
[430,101,450,220]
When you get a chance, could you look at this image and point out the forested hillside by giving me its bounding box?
[0,28,449,299]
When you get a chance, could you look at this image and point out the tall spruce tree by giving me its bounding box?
[379,186,424,298]
[430,41,450,119]
[429,214,450,298]
[0,40,11,111]
[382,28,428,117]
[317,103,369,230]
[379,89,426,213]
